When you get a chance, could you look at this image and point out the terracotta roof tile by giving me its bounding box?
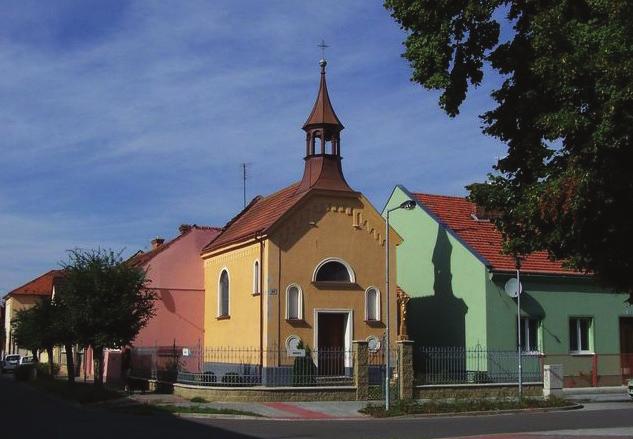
[202,183,307,253]
[4,269,63,299]
[413,193,581,276]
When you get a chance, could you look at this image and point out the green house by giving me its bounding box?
[385,185,633,387]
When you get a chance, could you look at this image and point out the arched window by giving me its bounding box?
[313,258,355,283]
[252,260,260,295]
[365,287,380,321]
[286,284,303,320]
[218,269,230,317]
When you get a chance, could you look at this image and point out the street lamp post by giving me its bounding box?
[385,199,416,411]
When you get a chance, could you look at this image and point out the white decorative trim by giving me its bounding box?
[312,257,356,283]
[364,286,381,321]
[217,267,230,317]
[252,260,260,295]
[285,283,303,320]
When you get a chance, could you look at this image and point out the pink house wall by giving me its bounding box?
[132,227,219,349]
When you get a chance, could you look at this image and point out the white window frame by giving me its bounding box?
[217,268,230,318]
[285,283,303,320]
[569,317,593,354]
[312,257,356,283]
[519,317,541,353]
[364,286,381,321]
[252,260,260,295]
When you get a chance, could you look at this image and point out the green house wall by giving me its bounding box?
[384,186,489,350]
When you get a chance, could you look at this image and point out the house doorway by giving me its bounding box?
[317,312,348,376]
[620,317,633,382]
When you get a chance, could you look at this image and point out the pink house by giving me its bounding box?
[103,224,220,382]
[131,224,220,348]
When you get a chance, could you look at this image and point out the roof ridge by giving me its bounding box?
[414,192,469,201]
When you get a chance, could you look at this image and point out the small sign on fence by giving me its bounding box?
[287,348,306,357]
[182,348,190,357]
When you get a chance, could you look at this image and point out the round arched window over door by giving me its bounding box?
[313,258,355,283]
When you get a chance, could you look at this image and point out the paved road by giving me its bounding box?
[2,374,633,439]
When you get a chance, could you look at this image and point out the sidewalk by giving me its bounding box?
[451,427,633,438]
[563,385,630,402]
[125,393,369,419]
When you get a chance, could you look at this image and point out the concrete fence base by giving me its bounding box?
[172,383,357,402]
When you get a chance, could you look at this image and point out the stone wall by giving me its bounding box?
[415,383,542,400]
[172,383,357,402]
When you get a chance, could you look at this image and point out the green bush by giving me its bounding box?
[293,343,316,386]
[36,362,60,378]
[14,364,36,382]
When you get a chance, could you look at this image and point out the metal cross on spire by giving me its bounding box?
[317,40,329,60]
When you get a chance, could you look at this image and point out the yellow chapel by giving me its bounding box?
[201,59,400,377]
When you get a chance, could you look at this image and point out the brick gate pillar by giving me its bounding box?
[353,340,369,400]
[397,340,414,400]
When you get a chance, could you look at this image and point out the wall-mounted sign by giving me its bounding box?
[285,335,304,357]
[182,348,190,357]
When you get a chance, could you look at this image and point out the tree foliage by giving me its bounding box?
[58,248,155,386]
[385,0,633,300]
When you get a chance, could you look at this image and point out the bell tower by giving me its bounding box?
[296,59,353,194]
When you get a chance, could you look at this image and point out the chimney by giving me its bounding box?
[151,237,165,249]
[179,224,192,234]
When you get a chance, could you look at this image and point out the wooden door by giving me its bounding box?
[318,313,346,375]
[620,317,633,381]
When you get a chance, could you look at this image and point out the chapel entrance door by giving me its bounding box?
[620,317,633,382]
[317,313,346,376]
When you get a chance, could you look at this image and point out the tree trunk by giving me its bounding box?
[64,344,75,384]
[46,346,55,376]
[93,346,104,388]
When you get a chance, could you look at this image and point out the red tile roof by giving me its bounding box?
[4,269,64,299]
[202,183,308,253]
[130,225,221,267]
[413,193,582,276]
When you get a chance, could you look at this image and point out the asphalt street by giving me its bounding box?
[2,374,632,439]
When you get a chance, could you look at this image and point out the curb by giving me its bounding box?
[365,403,584,419]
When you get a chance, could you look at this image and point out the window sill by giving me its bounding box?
[216,315,230,320]
[364,319,384,327]
[569,351,595,356]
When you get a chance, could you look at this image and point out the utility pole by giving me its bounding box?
[242,163,247,208]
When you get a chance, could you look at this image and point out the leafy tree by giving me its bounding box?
[11,307,40,360]
[58,249,155,387]
[10,298,73,378]
[385,1,633,301]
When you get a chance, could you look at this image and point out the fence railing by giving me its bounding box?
[414,346,543,385]
[130,345,355,387]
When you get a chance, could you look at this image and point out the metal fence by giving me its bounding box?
[130,345,355,387]
[414,346,543,385]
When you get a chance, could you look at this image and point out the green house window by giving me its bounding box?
[569,317,592,353]
[519,318,540,352]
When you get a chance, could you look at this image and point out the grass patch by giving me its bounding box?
[190,396,208,403]
[28,377,124,405]
[108,404,262,417]
[361,397,573,417]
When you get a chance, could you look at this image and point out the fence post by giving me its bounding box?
[397,340,414,400]
[353,340,369,400]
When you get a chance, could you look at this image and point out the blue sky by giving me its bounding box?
[0,0,507,293]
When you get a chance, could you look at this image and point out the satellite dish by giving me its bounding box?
[504,278,523,298]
